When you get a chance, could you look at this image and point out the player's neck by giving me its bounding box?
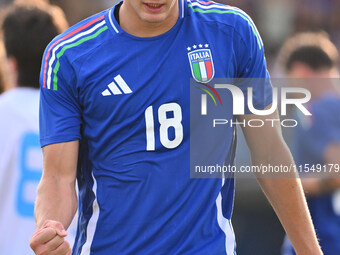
[119,1,179,37]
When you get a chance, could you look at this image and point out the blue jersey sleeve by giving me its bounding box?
[233,14,272,113]
[39,45,82,147]
[301,99,340,159]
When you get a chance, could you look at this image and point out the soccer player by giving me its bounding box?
[0,2,69,254]
[280,33,340,255]
[31,0,323,254]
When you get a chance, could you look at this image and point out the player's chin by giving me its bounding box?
[141,13,168,23]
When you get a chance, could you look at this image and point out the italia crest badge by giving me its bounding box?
[187,44,215,83]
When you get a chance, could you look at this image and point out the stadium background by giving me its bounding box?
[1,0,339,254]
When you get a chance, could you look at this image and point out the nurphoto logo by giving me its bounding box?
[195,80,312,128]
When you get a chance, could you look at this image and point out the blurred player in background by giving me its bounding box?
[280,32,340,255]
[0,40,9,94]
[30,0,323,254]
[0,2,69,254]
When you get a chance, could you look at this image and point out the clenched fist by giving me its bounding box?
[30,220,72,255]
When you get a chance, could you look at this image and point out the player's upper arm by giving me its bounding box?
[232,12,277,156]
[42,141,79,182]
[238,106,285,161]
[39,38,81,181]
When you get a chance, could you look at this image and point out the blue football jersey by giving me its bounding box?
[39,0,271,254]
[282,94,340,255]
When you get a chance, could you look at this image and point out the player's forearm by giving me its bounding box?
[258,178,321,254]
[35,176,77,230]
[35,142,79,230]
[253,145,322,255]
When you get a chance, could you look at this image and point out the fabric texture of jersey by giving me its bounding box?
[40,0,272,254]
[281,94,340,255]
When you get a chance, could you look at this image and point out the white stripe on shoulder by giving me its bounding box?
[80,172,100,255]
[109,8,119,34]
[46,20,106,89]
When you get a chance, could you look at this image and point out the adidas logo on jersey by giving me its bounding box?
[102,75,132,96]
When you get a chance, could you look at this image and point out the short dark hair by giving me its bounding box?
[279,32,339,73]
[0,3,68,88]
